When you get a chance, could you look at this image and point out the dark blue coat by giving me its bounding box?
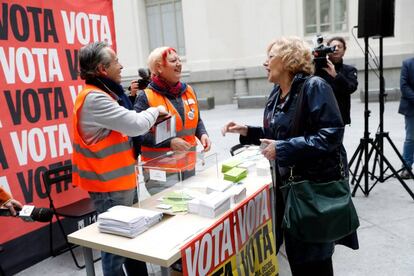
[398,58,414,117]
[239,73,358,263]
[241,73,345,182]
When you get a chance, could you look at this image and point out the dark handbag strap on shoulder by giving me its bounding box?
[289,76,312,138]
[288,75,344,179]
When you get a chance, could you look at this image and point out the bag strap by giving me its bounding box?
[289,77,312,137]
[288,76,345,181]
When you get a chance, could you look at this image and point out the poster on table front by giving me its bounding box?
[181,186,279,276]
[0,0,116,243]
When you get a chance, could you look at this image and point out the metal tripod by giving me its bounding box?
[348,36,414,200]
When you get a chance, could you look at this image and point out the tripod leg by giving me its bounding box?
[370,141,414,200]
[352,163,369,196]
[352,140,379,197]
[349,143,364,185]
[370,146,380,180]
[385,134,414,178]
[349,142,363,167]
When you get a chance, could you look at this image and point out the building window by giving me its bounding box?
[304,0,348,35]
[145,0,185,56]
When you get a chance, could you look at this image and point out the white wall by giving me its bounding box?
[113,0,414,98]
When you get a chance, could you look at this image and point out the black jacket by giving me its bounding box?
[316,61,358,124]
[241,73,345,182]
[239,73,358,260]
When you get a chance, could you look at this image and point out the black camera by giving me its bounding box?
[137,68,151,90]
[312,35,336,69]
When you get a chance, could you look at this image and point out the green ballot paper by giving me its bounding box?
[221,159,243,173]
[223,167,247,182]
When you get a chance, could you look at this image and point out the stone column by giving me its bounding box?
[233,68,248,103]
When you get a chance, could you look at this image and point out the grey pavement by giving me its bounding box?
[16,98,414,275]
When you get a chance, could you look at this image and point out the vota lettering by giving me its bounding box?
[235,189,270,248]
[17,159,72,203]
[0,3,58,42]
[4,87,68,125]
[0,47,63,84]
[10,123,73,166]
[211,259,234,276]
[60,11,112,45]
[0,140,9,170]
[184,217,235,276]
[239,223,274,275]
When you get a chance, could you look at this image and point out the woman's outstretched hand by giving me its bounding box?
[221,121,248,136]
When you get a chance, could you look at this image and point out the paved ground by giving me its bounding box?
[16,98,414,276]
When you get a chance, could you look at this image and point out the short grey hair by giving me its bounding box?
[79,41,112,80]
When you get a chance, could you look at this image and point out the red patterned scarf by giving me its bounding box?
[151,75,183,97]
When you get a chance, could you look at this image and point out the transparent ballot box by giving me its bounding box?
[138,151,218,213]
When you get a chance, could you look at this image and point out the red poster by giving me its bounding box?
[233,185,272,251]
[181,185,278,276]
[181,213,236,276]
[0,0,116,242]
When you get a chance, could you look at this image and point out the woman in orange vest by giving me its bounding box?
[134,46,211,195]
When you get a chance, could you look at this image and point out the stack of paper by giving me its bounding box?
[223,167,247,183]
[98,205,163,238]
[162,191,192,213]
[225,185,247,205]
[198,192,231,218]
[206,180,233,193]
[238,161,256,173]
[256,161,270,176]
[187,198,201,214]
[221,159,242,173]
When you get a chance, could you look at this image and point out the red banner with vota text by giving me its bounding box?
[181,213,237,276]
[0,0,116,242]
[181,185,279,276]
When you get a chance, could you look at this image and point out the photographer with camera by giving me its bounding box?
[128,68,151,104]
[314,36,358,125]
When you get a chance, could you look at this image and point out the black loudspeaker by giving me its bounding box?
[358,0,395,38]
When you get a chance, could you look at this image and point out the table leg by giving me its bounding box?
[82,247,95,276]
[160,266,171,276]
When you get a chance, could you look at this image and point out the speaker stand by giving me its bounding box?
[348,36,414,200]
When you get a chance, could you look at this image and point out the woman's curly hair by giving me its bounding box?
[267,36,314,75]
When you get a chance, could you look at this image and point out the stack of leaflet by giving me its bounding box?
[206,180,233,193]
[221,159,242,173]
[198,192,231,218]
[98,205,163,238]
[223,167,247,183]
[225,185,247,205]
[162,190,192,213]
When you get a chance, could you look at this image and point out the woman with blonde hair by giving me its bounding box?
[222,36,359,275]
[134,47,211,194]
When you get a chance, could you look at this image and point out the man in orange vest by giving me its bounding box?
[73,41,167,276]
[134,46,211,195]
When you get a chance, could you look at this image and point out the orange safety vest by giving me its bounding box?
[141,85,199,171]
[0,188,11,205]
[72,85,137,192]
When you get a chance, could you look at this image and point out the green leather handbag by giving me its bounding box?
[280,177,360,243]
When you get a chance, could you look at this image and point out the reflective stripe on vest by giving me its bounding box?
[73,141,132,159]
[141,86,199,169]
[72,85,137,192]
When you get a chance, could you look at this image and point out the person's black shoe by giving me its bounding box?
[400,169,412,179]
